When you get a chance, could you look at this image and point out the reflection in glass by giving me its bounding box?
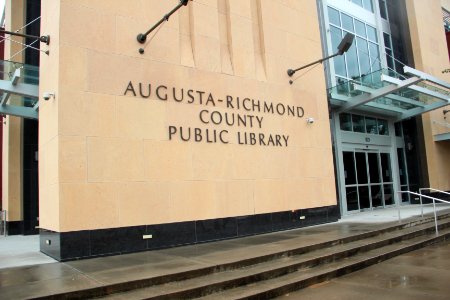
[346,187,359,211]
[357,37,371,75]
[331,26,347,76]
[369,42,381,70]
[355,20,366,37]
[355,152,368,184]
[342,13,354,32]
[328,7,341,26]
[367,25,377,42]
[346,40,360,78]
[384,184,394,205]
[397,148,407,185]
[378,119,389,135]
[366,117,378,134]
[343,151,357,184]
[363,0,374,12]
[368,153,380,183]
[352,115,365,133]
[379,0,387,19]
[359,186,370,209]
[380,153,391,182]
[371,185,383,207]
[340,113,352,131]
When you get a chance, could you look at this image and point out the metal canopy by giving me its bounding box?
[329,67,450,122]
[0,60,39,120]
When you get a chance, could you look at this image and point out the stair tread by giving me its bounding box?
[199,229,450,300]
[99,221,450,299]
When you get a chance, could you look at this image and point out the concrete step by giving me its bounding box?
[199,229,450,300]
[93,217,450,300]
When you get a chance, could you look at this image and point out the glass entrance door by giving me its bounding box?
[343,150,394,212]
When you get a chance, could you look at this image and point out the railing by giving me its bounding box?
[0,210,6,236]
[419,188,450,218]
[397,190,450,235]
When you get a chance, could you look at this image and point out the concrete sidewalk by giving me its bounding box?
[0,204,449,299]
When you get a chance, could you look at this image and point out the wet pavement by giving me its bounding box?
[280,239,450,299]
[0,204,450,299]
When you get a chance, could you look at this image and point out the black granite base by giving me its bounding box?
[40,205,340,261]
[6,221,24,235]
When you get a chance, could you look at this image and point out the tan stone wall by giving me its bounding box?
[39,0,337,232]
[2,0,25,222]
[406,0,450,191]
[39,0,61,231]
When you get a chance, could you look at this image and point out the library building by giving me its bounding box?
[0,0,449,261]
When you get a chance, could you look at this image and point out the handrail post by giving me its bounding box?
[397,193,401,223]
[433,198,438,236]
[419,188,424,218]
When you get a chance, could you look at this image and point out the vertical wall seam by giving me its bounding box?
[251,0,267,79]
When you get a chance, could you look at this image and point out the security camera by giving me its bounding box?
[42,92,55,101]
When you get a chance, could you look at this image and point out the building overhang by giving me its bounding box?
[0,60,39,120]
[329,66,450,122]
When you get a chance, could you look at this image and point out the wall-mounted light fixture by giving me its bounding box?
[136,0,191,54]
[306,117,315,124]
[287,32,354,84]
[42,92,55,101]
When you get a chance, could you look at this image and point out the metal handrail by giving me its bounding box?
[419,188,450,217]
[397,191,450,235]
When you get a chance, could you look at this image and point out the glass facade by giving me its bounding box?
[328,6,381,85]
[339,113,389,136]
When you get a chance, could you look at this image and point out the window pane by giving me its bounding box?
[359,186,370,209]
[342,13,354,32]
[330,26,347,76]
[352,115,365,133]
[369,42,381,71]
[355,152,368,184]
[380,153,392,182]
[397,148,407,185]
[352,0,363,6]
[383,32,391,48]
[366,116,378,134]
[386,49,394,70]
[384,184,394,205]
[371,185,383,207]
[340,113,352,131]
[363,0,374,12]
[379,0,387,19]
[346,186,359,211]
[346,38,360,78]
[357,37,371,75]
[328,7,340,26]
[367,25,377,42]
[368,153,380,183]
[355,20,366,37]
[378,119,389,135]
[343,151,357,185]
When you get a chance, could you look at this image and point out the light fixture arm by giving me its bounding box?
[287,32,354,79]
[137,0,190,44]
[287,52,340,77]
[0,30,50,45]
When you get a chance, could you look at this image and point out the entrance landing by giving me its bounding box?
[0,205,449,299]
